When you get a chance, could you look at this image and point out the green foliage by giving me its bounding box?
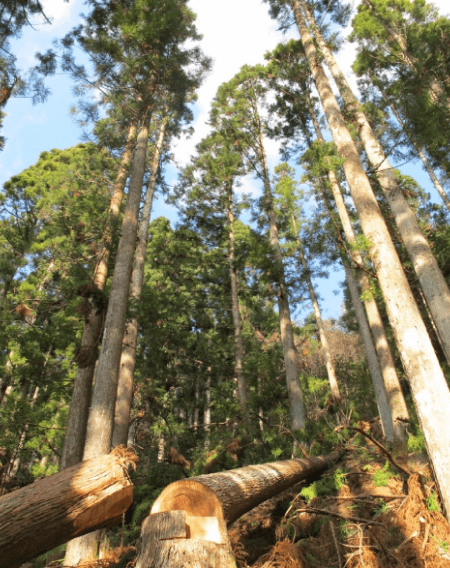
[426,492,441,513]
[372,461,397,487]
[407,431,426,453]
[301,469,347,503]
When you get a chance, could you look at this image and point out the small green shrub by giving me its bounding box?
[426,492,441,513]
[301,469,347,502]
[373,462,390,487]
[407,431,426,453]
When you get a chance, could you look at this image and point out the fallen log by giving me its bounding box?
[190,450,341,525]
[133,450,340,567]
[0,446,137,568]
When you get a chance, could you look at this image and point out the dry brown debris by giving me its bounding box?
[230,442,450,568]
[253,540,308,568]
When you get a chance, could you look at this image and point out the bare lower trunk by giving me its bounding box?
[64,115,150,566]
[60,123,137,470]
[342,263,396,441]
[303,0,450,366]
[83,113,150,460]
[308,99,408,441]
[292,0,450,517]
[227,184,248,407]
[204,374,211,449]
[112,117,167,447]
[292,215,341,401]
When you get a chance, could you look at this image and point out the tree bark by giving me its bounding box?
[308,83,408,442]
[227,183,248,407]
[112,117,167,447]
[342,262,396,441]
[303,0,450,367]
[291,0,450,518]
[291,214,341,402]
[154,451,339,526]
[252,96,306,430]
[60,122,137,470]
[0,448,136,568]
[64,115,150,566]
[83,113,150,461]
[135,510,234,568]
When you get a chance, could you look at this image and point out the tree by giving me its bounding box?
[350,0,450,177]
[176,127,249,409]
[265,0,450,516]
[265,39,406,442]
[299,0,450,368]
[211,66,306,432]
[273,163,341,403]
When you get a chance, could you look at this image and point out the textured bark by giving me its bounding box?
[292,215,341,401]
[189,451,339,525]
[227,184,248,407]
[64,115,150,566]
[253,103,306,430]
[112,117,166,448]
[342,262,396,441]
[292,0,450,518]
[60,122,137,470]
[83,114,150,461]
[308,92,408,442]
[390,103,450,214]
[303,1,450,366]
[0,449,135,568]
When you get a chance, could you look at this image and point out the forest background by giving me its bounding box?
[2,0,448,321]
[3,0,450,565]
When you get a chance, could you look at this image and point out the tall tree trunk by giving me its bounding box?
[308,99,408,441]
[254,102,306,431]
[389,103,450,214]
[227,183,248,407]
[291,215,341,402]
[60,122,137,470]
[83,113,150,461]
[291,0,450,517]
[342,262,396,441]
[302,0,450,366]
[64,114,150,566]
[112,117,167,447]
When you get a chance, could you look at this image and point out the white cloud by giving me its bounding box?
[40,0,78,29]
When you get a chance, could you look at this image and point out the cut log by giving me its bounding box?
[190,450,340,524]
[149,452,341,526]
[134,451,339,568]
[135,510,236,568]
[0,446,137,568]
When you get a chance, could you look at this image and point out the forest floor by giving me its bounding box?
[228,423,450,568]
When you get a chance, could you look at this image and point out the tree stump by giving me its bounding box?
[134,511,236,568]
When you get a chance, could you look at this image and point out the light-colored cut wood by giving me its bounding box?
[0,448,135,568]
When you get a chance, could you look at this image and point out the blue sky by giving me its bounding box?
[1,0,449,323]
